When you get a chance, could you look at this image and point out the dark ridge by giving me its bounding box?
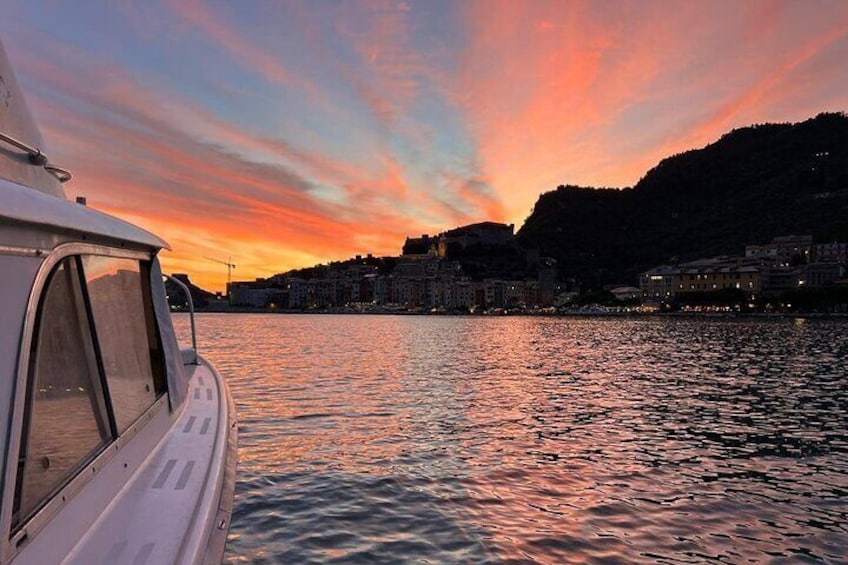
[517,112,848,287]
[279,255,398,279]
[165,273,216,307]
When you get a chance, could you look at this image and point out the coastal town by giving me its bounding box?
[170,223,848,315]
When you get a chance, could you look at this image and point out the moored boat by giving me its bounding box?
[0,40,236,564]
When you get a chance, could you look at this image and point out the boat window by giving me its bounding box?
[12,257,111,528]
[139,261,167,396]
[82,256,163,433]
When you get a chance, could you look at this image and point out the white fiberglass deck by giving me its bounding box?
[62,357,231,565]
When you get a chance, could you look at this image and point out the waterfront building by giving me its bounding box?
[640,263,762,302]
[484,279,504,308]
[393,253,440,278]
[814,242,848,263]
[763,266,801,294]
[640,265,679,302]
[374,276,390,305]
[504,281,526,308]
[524,280,540,306]
[289,278,308,308]
[745,235,813,264]
[538,259,557,306]
[800,262,845,288]
[449,279,475,310]
[676,266,762,294]
[611,286,641,301]
[229,278,273,307]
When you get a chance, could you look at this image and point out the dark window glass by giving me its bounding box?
[82,256,159,433]
[13,258,110,527]
[138,261,167,396]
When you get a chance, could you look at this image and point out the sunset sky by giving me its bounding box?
[3,1,847,292]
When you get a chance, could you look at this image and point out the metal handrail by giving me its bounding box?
[163,274,198,364]
[0,129,72,182]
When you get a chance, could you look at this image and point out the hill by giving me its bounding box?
[278,255,398,279]
[165,273,216,308]
[517,112,848,287]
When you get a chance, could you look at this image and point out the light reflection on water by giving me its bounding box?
[174,314,848,564]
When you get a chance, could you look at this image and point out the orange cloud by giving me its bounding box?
[661,21,848,156]
[5,1,846,292]
[12,42,431,291]
[448,0,848,227]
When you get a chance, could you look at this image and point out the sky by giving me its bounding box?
[2,1,847,292]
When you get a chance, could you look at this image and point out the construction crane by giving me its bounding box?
[204,256,236,285]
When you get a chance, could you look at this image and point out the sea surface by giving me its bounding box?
[174,314,848,564]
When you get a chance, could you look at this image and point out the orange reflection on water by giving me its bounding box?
[174,314,848,564]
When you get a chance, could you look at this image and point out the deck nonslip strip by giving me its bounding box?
[183,416,196,433]
[152,459,177,489]
[175,460,196,490]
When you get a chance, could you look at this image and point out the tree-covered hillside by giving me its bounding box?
[517,112,848,287]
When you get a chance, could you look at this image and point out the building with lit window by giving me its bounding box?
[640,265,679,302]
[745,235,813,264]
[640,263,763,302]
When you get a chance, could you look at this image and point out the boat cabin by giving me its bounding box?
[0,40,235,565]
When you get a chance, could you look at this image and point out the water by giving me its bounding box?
[174,314,848,564]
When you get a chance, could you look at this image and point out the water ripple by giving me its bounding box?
[174,314,848,564]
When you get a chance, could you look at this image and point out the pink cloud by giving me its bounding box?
[6,0,847,290]
[448,0,848,227]
[10,39,434,290]
[165,0,315,93]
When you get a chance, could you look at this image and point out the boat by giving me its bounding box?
[0,40,237,564]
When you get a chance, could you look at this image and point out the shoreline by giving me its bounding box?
[171,307,848,319]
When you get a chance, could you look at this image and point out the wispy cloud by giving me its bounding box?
[7,32,429,289]
[2,0,846,290]
[165,0,315,93]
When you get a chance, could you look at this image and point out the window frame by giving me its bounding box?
[12,255,114,529]
[1,242,169,558]
[81,255,167,432]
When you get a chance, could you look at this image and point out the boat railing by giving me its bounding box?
[163,274,198,364]
[0,128,73,182]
